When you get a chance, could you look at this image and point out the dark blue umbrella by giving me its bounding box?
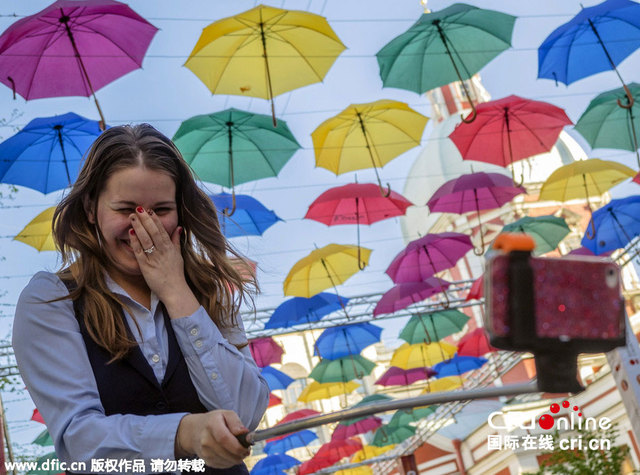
[433,355,487,378]
[581,195,640,255]
[0,112,103,193]
[538,0,640,105]
[260,366,294,390]
[265,293,350,330]
[209,192,282,238]
[263,430,317,455]
[251,454,300,475]
[314,322,383,360]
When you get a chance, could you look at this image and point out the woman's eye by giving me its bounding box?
[117,208,134,213]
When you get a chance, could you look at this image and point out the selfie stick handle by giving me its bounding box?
[237,382,539,447]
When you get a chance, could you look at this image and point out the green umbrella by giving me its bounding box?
[399,310,469,344]
[309,355,376,384]
[388,406,438,427]
[371,423,416,447]
[575,83,640,167]
[32,428,53,446]
[172,108,300,215]
[343,393,393,426]
[27,452,58,475]
[376,4,515,122]
[501,215,570,255]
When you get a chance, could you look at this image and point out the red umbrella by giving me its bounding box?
[331,416,382,440]
[249,337,284,368]
[457,328,497,357]
[298,455,335,475]
[316,438,363,464]
[0,0,158,128]
[305,183,413,268]
[465,276,484,301]
[373,278,451,316]
[449,95,572,184]
[31,408,45,424]
[268,393,282,408]
[276,409,321,427]
[375,366,436,386]
[633,171,640,185]
[427,172,526,254]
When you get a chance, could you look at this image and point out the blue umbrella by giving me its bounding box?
[251,454,300,475]
[0,112,103,193]
[260,366,294,390]
[314,322,383,360]
[433,355,487,378]
[263,430,317,455]
[265,293,350,330]
[538,0,640,105]
[581,195,640,255]
[209,192,282,238]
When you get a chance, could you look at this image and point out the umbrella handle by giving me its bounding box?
[379,182,392,197]
[585,218,596,240]
[618,84,635,109]
[223,190,237,217]
[461,100,477,124]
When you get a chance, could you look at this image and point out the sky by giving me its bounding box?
[1,0,640,457]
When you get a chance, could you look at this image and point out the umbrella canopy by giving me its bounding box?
[388,406,437,427]
[399,310,470,345]
[422,376,465,393]
[0,113,103,193]
[457,328,497,357]
[31,408,44,424]
[316,439,363,464]
[581,195,640,254]
[501,215,571,255]
[391,342,457,369]
[314,323,383,360]
[312,100,428,193]
[260,366,294,390]
[251,454,300,475]
[465,276,484,301]
[276,409,322,425]
[209,192,281,237]
[268,393,282,408]
[309,355,376,383]
[298,455,336,475]
[332,416,382,440]
[336,468,372,475]
[0,0,157,125]
[31,428,53,447]
[433,355,488,377]
[26,452,60,475]
[376,4,515,120]
[263,430,318,455]
[342,394,393,426]
[14,207,56,252]
[185,4,345,124]
[284,244,371,298]
[575,83,640,167]
[249,337,284,368]
[373,278,452,317]
[449,96,572,180]
[351,445,395,463]
[371,424,416,447]
[173,109,299,215]
[298,381,360,403]
[375,366,436,387]
[265,293,349,329]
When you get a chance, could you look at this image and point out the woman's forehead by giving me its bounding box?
[101,167,176,203]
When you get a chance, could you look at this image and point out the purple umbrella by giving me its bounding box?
[373,278,451,316]
[0,0,158,127]
[427,172,526,254]
[375,366,436,387]
[331,416,382,440]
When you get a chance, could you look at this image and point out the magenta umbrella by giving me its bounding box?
[0,0,158,127]
[331,416,382,440]
[373,278,451,316]
[427,172,526,254]
[249,337,284,368]
[375,366,436,387]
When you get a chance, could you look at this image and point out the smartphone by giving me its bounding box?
[484,253,625,353]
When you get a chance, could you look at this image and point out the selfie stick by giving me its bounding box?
[237,381,539,447]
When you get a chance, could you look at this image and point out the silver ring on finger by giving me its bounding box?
[143,245,156,254]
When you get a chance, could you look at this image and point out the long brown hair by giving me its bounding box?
[52,124,256,361]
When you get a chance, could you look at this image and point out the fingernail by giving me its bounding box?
[178,227,183,235]
[136,206,144,214]
[148,209,154,216]
[129,229,135,235]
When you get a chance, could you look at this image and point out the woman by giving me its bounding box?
[12,124,269,474]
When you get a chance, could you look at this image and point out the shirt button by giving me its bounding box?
[151,354,160,363]
[190,328,199,336]
[195,340,203,348]
[210,372,218,380]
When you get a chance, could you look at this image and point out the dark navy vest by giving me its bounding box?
[63,280,249,475]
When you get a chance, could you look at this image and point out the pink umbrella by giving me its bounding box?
[373,278,451,316]
[427,172,526,254]
[465,276,484,301]
[457,328,497,357]
[375,366,436,386]
[249,337,284,368]
[0,0,158,127]
[567,246,613,257]
[331,416,382,440]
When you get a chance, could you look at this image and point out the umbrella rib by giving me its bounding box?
[509,111,554,149]
[71,14,143,66]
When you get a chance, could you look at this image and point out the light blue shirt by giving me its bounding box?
[12,271,269,469]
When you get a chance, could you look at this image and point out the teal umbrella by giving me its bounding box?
[27,452,58,475]
[388,406,438,427]
[575,83,640,167]
[399,310,470,344]
[501,215,570,255]
[343,393,393,426]
[173,108,300,215]
[371,423,416,447]
[309,355,376,384]
[32,428,53,446]
[376,4,515,122]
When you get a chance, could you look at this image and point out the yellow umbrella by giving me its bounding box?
[14,207,56,251]
[538,158,635,237]
[390,342,457,369]
[284,244,371,298]
[184,4,345,125]
[335,467,373,475]
[421,376,465,393]
[298,381,360,403]
[312,99,429,195]
[351,444,395,463]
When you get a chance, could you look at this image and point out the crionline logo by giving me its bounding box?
[488,400,612,431]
